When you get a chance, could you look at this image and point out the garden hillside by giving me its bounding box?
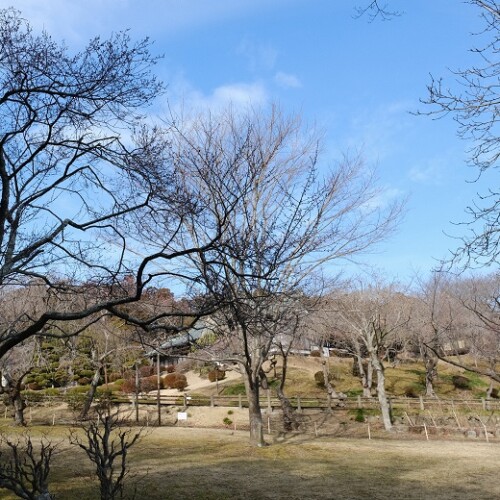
[7,351,500,453]
[192,355,496,401]
[18,353,497,407]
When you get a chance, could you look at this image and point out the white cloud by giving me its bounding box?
[274,71,302,89]
[163,76,269,117]
[210,83,268,108]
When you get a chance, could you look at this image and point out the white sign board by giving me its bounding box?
[177,412,188,420]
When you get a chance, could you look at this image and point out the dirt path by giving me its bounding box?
[159,368,243,396]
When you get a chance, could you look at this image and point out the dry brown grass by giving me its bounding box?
[1,425,499,499]
[278,356,492,399]
[1,356,497,498]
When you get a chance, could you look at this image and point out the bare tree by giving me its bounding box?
[0,283,57,425]
[410,272,457,397]
[171,107,403,446]
[417,1,500,267]
[0,8,233,382]
[0,433,57,500]
[423,1,500,172]
[354,1,402,21]
[0,342,35,426]
[305,297,354,413]
[0,8,157,356]
[268,298,310,432]
[70,412,142,500]
[432,273,500,386]
[330,279,410,431]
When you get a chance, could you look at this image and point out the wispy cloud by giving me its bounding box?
[274,71,302,89]
[361,187,405,212]
[237,39,278,73]
[13,0,302,42]
[408,153,457,185]
[342,100,413,163]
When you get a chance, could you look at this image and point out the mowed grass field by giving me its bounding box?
[1,426,500,500]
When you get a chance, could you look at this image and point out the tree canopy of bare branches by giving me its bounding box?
[323,278,410,430]
[354,1,402,21]
[0,8,164,356]
[170,107,403,445]
[416,1,500,268]
[0,8,230,377]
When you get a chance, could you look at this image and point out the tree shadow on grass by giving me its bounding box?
[51,440,500,500]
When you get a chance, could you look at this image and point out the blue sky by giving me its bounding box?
[8,0,495,283]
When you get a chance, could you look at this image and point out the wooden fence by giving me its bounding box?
[88,393,500,412]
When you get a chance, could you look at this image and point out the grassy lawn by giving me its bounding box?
[1,426,499,499]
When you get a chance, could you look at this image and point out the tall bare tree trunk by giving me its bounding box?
[370,352,392,431]
[244,377,265,447]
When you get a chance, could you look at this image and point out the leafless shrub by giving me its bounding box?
[0,433,58,499]
[70,412,143,500]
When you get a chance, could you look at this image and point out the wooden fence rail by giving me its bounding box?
[61,393,500,412]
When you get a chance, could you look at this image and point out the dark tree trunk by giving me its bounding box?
[244,377,265,447]
[11,389,27,426]
[1,373,28,426]
[422,346,438,397]
[79,367,102,420]
[370,352,392,431]
[276,354,298,432]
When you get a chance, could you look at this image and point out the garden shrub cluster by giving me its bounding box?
[208,369,225,382]
[314,371,334,388]
[120,370,163,394]
[163,372,188,391]
[403,385,420,398]
[452,375,471,390]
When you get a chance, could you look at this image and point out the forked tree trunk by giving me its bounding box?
[11,389,27,426]
[276,354,298,432]
[321,353,341,412]
[2,374,27,426]
[370,352,392,431]
[355,356,373,397]
[423,349,438,397]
